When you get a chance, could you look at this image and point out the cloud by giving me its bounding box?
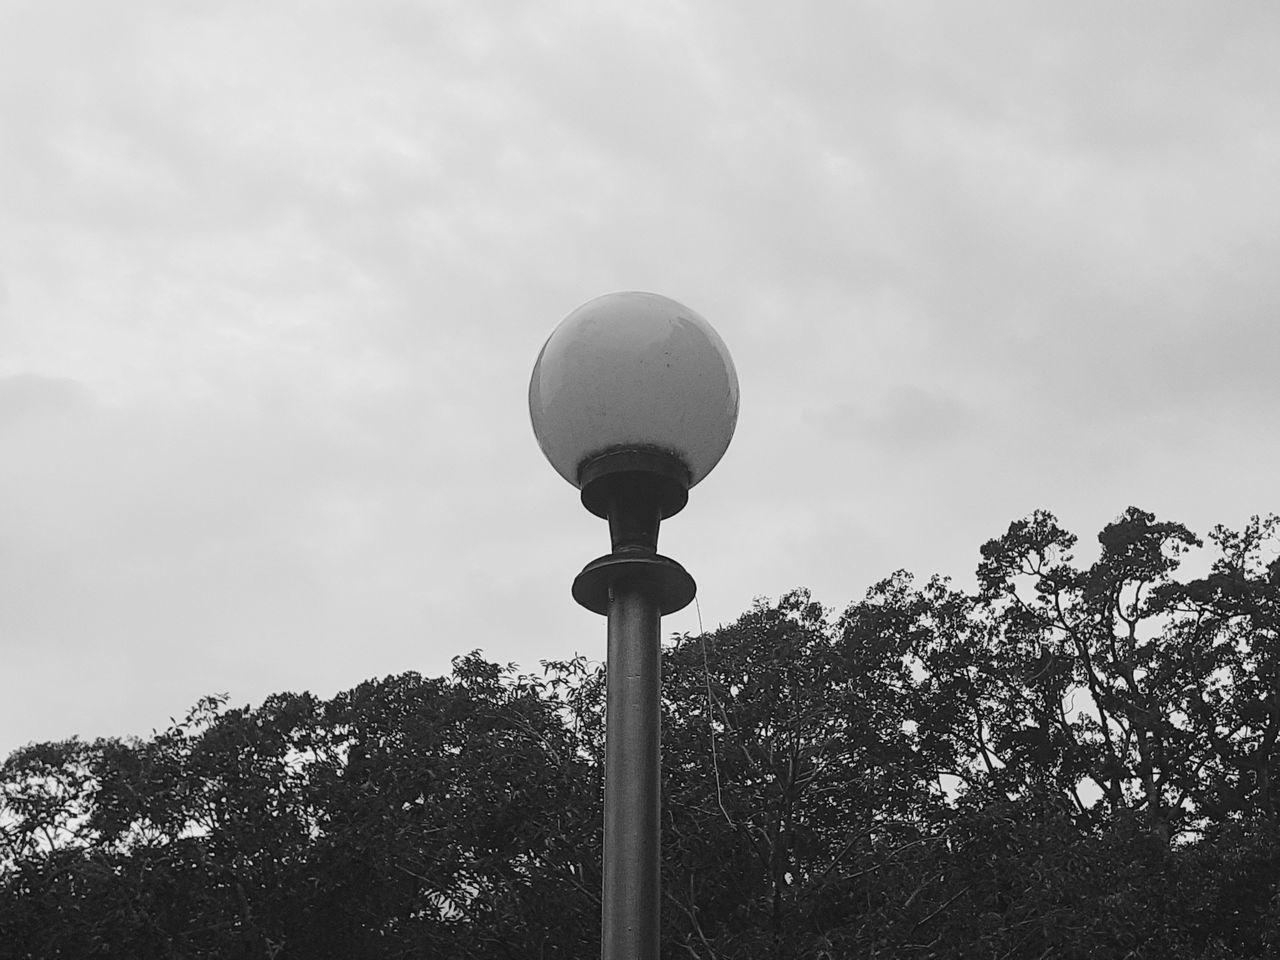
[1,0,1278,759]
[0,374,89,426]
[809,387,972,455]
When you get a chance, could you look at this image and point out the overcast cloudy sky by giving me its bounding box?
[2,1,1277,759]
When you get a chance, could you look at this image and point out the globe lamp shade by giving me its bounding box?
[529,292,739,509]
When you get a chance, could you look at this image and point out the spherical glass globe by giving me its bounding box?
[529,291,739,490]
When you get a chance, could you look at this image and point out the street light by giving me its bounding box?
[529,291,739,960]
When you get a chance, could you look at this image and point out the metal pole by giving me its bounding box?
[601,577,662,960]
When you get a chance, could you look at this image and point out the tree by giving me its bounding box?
[4,507,1279,958]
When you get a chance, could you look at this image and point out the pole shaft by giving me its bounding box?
[601,578,662,960]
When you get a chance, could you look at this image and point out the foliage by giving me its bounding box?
[3,508,1279,959]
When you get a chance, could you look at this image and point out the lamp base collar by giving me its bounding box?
[572,553,696,616]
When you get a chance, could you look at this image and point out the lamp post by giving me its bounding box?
[529,292,739,960]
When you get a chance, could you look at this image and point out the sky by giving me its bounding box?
[2,0,1278,760]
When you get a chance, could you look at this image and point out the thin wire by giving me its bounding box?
[697,597,735,826]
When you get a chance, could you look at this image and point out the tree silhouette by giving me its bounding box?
[3,508,1279,958]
